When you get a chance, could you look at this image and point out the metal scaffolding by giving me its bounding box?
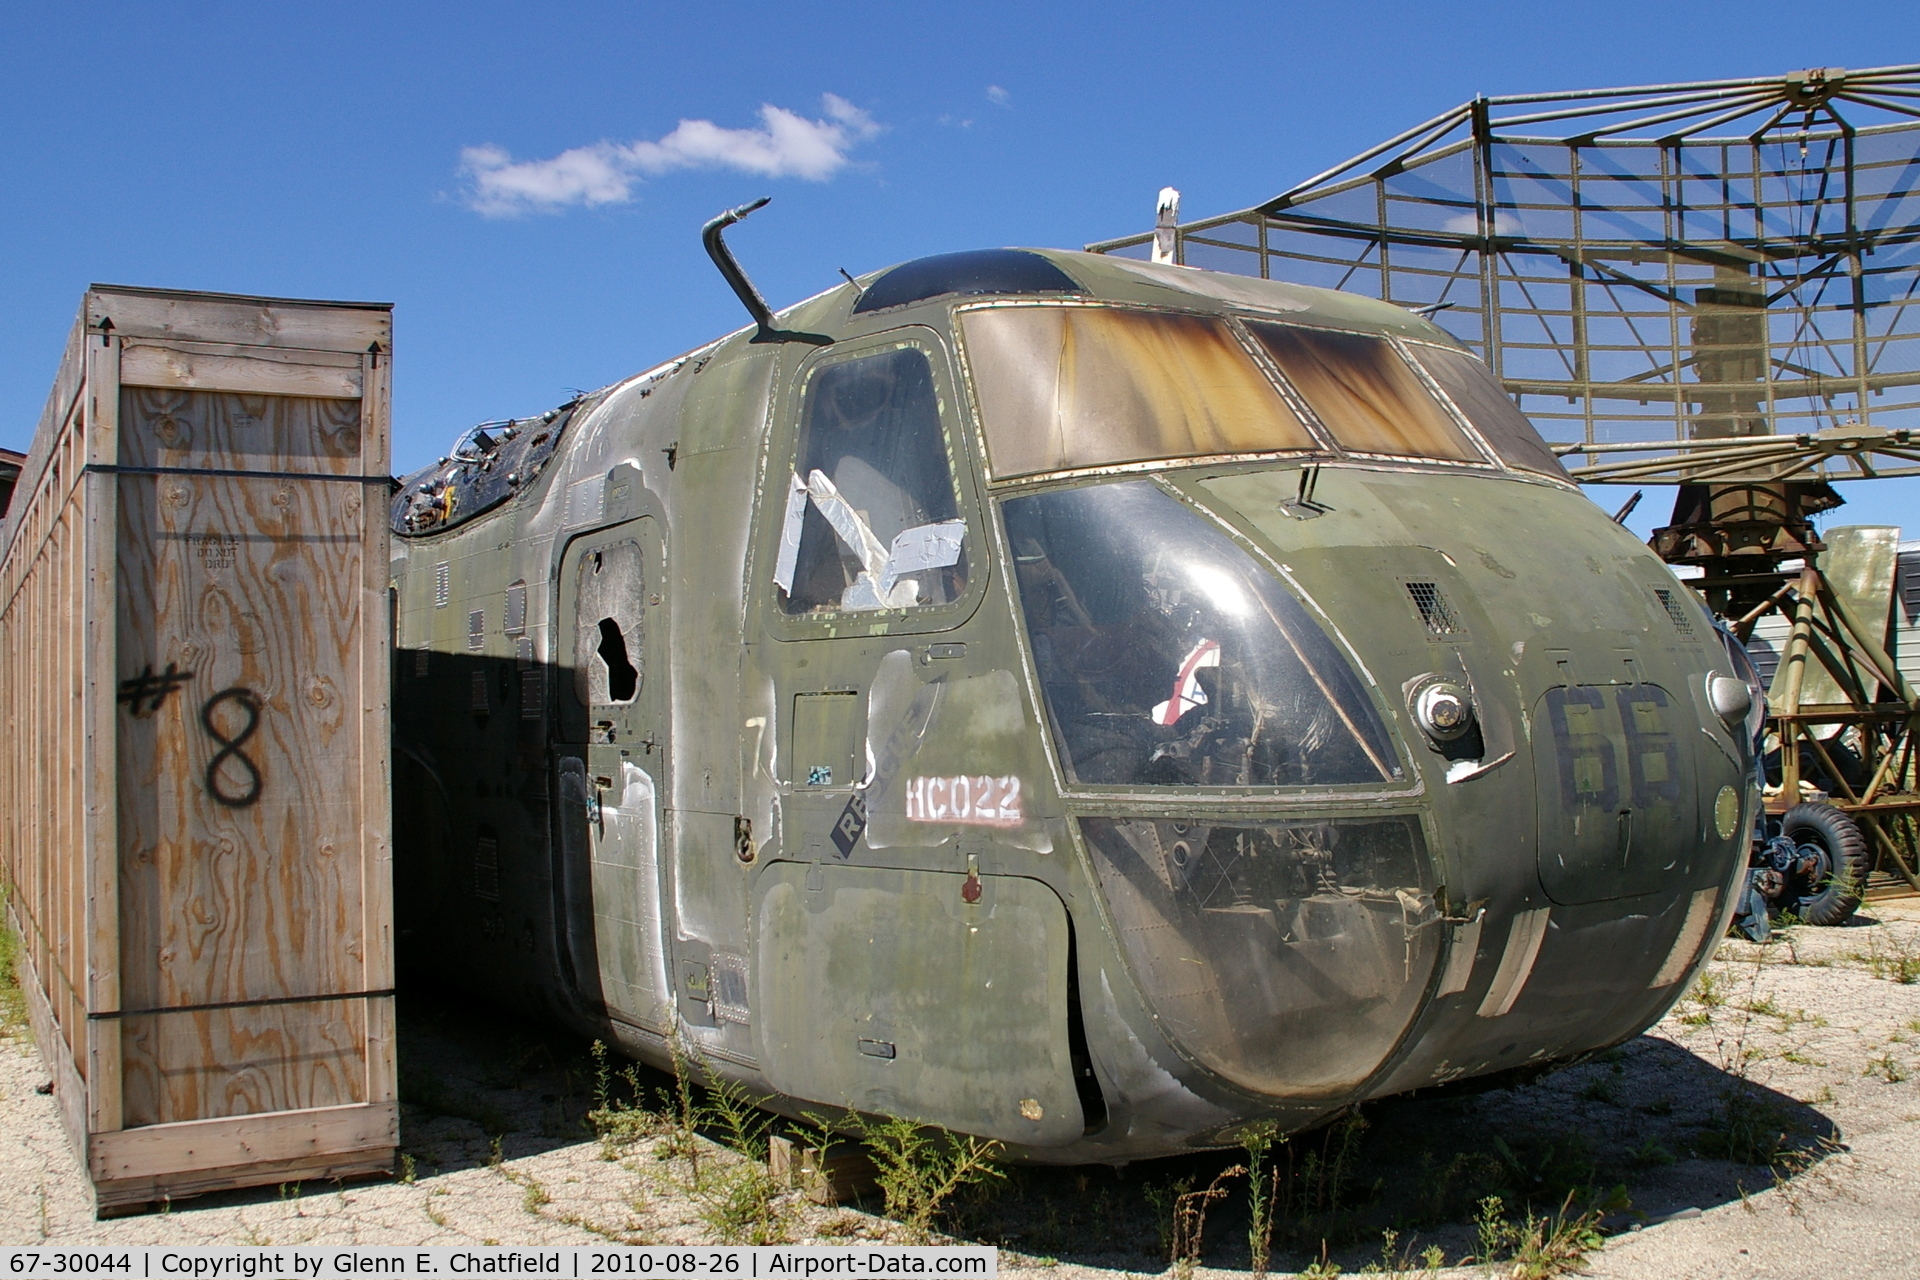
[1088,64,1920,485]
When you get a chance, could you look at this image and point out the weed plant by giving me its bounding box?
[1470,1194,1605,1279]
[851,1114,1005,1244]
[695,1163,792,1244]
[640,1036,801,1243]
[1276,1112,1372,1247]
[1170,1164,1244,1279]
[1142,1176,1192,1261]
[700,1071,775,1161]
[1239,1122,1280,1276]
[1865,1052,1910,1083]
[1677,969,1728,1026]
[1405,1120,1631,1235]
[587,1040,664,1158]
[1358,1228,1445,1276]
[665,1035,705,1182]
[0,888,28,1035]
[1706,1088,1792,1167]
[1846,931,1920,984]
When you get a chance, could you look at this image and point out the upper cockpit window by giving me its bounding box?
[852,249,1082,315]
[1243,322,1486,462]
[775,344,968,615]
[960,306,1315,480]
[1404,343,1572,480]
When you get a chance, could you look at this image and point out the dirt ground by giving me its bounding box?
[3,902,1917,1277]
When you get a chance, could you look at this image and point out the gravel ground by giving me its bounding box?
[2,901,1917,1277]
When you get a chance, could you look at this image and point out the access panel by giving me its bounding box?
[754,865,1082,1145]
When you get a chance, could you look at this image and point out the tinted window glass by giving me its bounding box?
[1245,322,1484,461]
[775,347,967,615]
[852,249,1082,314]
[961,306,1314,479]
[1406,343,1572,478]
[1082,815,1437,1093]
[1003,480,1398,788]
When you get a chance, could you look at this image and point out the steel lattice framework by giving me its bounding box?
[1089,65,1920,484]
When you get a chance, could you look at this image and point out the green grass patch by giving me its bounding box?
[0,888,29,1036]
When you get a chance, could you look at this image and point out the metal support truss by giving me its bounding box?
[1748,564,1920,892]
[1089,64,1920,483]
[1090,65,1920,897]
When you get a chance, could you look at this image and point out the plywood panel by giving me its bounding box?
[90,1100,396,1184]
[120,999,372,1126]
[120,345,363,401]
[0,286,393,1210]
[87,288,390,356]
[118,387,364,476]
[114,466,370,997]
[84,342,125,1138]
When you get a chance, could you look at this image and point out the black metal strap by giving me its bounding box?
[85,463,397,486]
[88,988,396,1020]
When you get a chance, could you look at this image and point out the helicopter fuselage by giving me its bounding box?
[390,248,1755,1161]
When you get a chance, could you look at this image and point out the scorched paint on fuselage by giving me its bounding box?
[390,247,1756,1161]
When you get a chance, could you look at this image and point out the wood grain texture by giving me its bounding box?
[85,339,124,1132]
[114,455,373,1124]
[90,1099,397,1182]
[93,1151,395,1215]
[118,387,364,476]
[86,288,391,356]
[120,999,373,1126]
[7,899,89,1163]
[353,348,395,1105]
[120,345,363,401]
[0,291,392,1205]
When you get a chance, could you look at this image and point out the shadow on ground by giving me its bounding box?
[945,1035,1841,1272]
[102,970,1838,1263]
[350,978,1840,1271]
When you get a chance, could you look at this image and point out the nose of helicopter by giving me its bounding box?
[1174,464,1754,1093]
[1001,466,1751,1109]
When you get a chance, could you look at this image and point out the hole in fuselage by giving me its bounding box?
[597,617,638,702]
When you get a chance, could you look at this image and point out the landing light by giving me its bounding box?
[1413,680,1475,741]
[1707,674,1753,724]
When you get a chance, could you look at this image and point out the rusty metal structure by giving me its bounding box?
[1091,64,1920,898]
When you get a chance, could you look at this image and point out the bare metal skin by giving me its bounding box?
[391,248,1755,1162]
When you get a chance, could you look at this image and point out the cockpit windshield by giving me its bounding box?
[1243,321,1484,461]
[960,306,1314,479]
[1403,342,1572,479]
[1003,480,1399,789]
[959,304,1570,481]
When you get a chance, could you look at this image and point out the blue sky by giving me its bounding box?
[3,1,1916,539]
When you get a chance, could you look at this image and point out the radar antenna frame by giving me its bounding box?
[1090,65,1920,896]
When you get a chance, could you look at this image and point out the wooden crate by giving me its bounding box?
[0,285,395,1214]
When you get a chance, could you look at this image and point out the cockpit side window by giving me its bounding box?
[960,305,1315,480]
[775,345,968,615]
[1003,479,1399,789]
[1404,342,1573,479]
[1244,321,1487,462]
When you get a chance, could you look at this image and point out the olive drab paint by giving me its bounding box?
[389,245,1756,1162]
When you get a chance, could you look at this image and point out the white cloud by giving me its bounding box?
[461,94,882,217]
[1443,209,1527,237]
[986,84,1011,107]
